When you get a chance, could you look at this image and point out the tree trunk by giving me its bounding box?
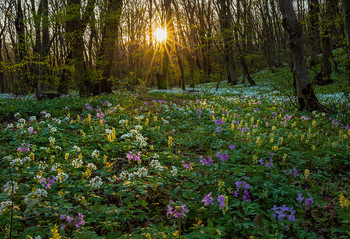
[319,0,336,85]
[308,0,320,67]
[218,0,238,85]
[277,0,322,111]
[344,0,350,83]
[66,0,95,97]
[96,0,123,95]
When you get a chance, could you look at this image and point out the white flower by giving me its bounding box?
[72,146,81,152]
[105,129,112,134]
[135,125,143,130]
[3,180,18,195]
[14,113,21,118]
[6,123,14,129]
[170,166,177,176]
[119,119,126,124]
[0,201,12,214]
[91,150,100,159]
[87,163,97,170]
[90,176,103,189]
[57,172,69,182]
[29,116,36,121]
[18,118,26,124]
[72,158,83,168]
[50,163,60,172]
[44,113,51,118]
[150,159,163,172]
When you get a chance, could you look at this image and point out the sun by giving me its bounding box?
[154,27,167,42]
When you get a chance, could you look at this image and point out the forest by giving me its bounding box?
[0,0,350,238]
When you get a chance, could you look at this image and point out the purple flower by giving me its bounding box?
[271,205,296,222]
[60,214,66,220]
[215,127,222,133]
[217,195,226,209]
[229,144,235,150]
[305,195,313,206]
[166,205,173,217]
[202,192,214,206]
[166,201,188,218]
[200,156,213,166]
[215,119,224,125]
[66,216,73,223]
[296,193,304,203]
[182,161,192,170]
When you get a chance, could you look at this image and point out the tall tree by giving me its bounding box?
[66,0,96,96]
[344,0,350,83]
[277,0,322,111]
[308,0,320,67]
[95,0,123,95]
[217,0,238,85]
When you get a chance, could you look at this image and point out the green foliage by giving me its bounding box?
[0,78,349,238]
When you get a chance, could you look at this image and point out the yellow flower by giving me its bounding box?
[304,169,310,179]
[340,193,350,208]
[65,153,69,160]
[49,225,61,239]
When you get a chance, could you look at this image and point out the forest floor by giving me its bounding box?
[0,65,349,238]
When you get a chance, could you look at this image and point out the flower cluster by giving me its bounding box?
[339,193,350,208]
[127,151,141,162]
[202,193,227,209]
[285,168,298,177]
[119,167,148,181]
[200,155,213,166]
[258,158,273,168]
[182,161,192,170]
[216,151,229,161]
[91,150,100,159]
[233,181,251,202]
[149,159,164,172]
[166,201,189,219]
[202,192,214,206]
[18,144,30,152]
[170,166,177,176]
[271,205,296,222]
[296,193,313,206]
[89,176,103,189]
[60,213,85,229]
[40,176,57,189]
[3,180,19,195]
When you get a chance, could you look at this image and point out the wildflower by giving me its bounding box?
[296,193,304,203]
[28,127,37,134]
[271,205,296,222]
[215,127,223,133]
[127,151,141,162]
[229,144,235,150]
[90,176,103,189]
[200,156,213,166]
[202,192,214,206]
[217,195,226,209]
[304,169,310,179]
[216,151,229,161]
[170,166,177,176]
[3,180,19,195]
[182,161,192,170]
[339,193,350,208]
[166,201,188,219]
[296,193,313,206]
